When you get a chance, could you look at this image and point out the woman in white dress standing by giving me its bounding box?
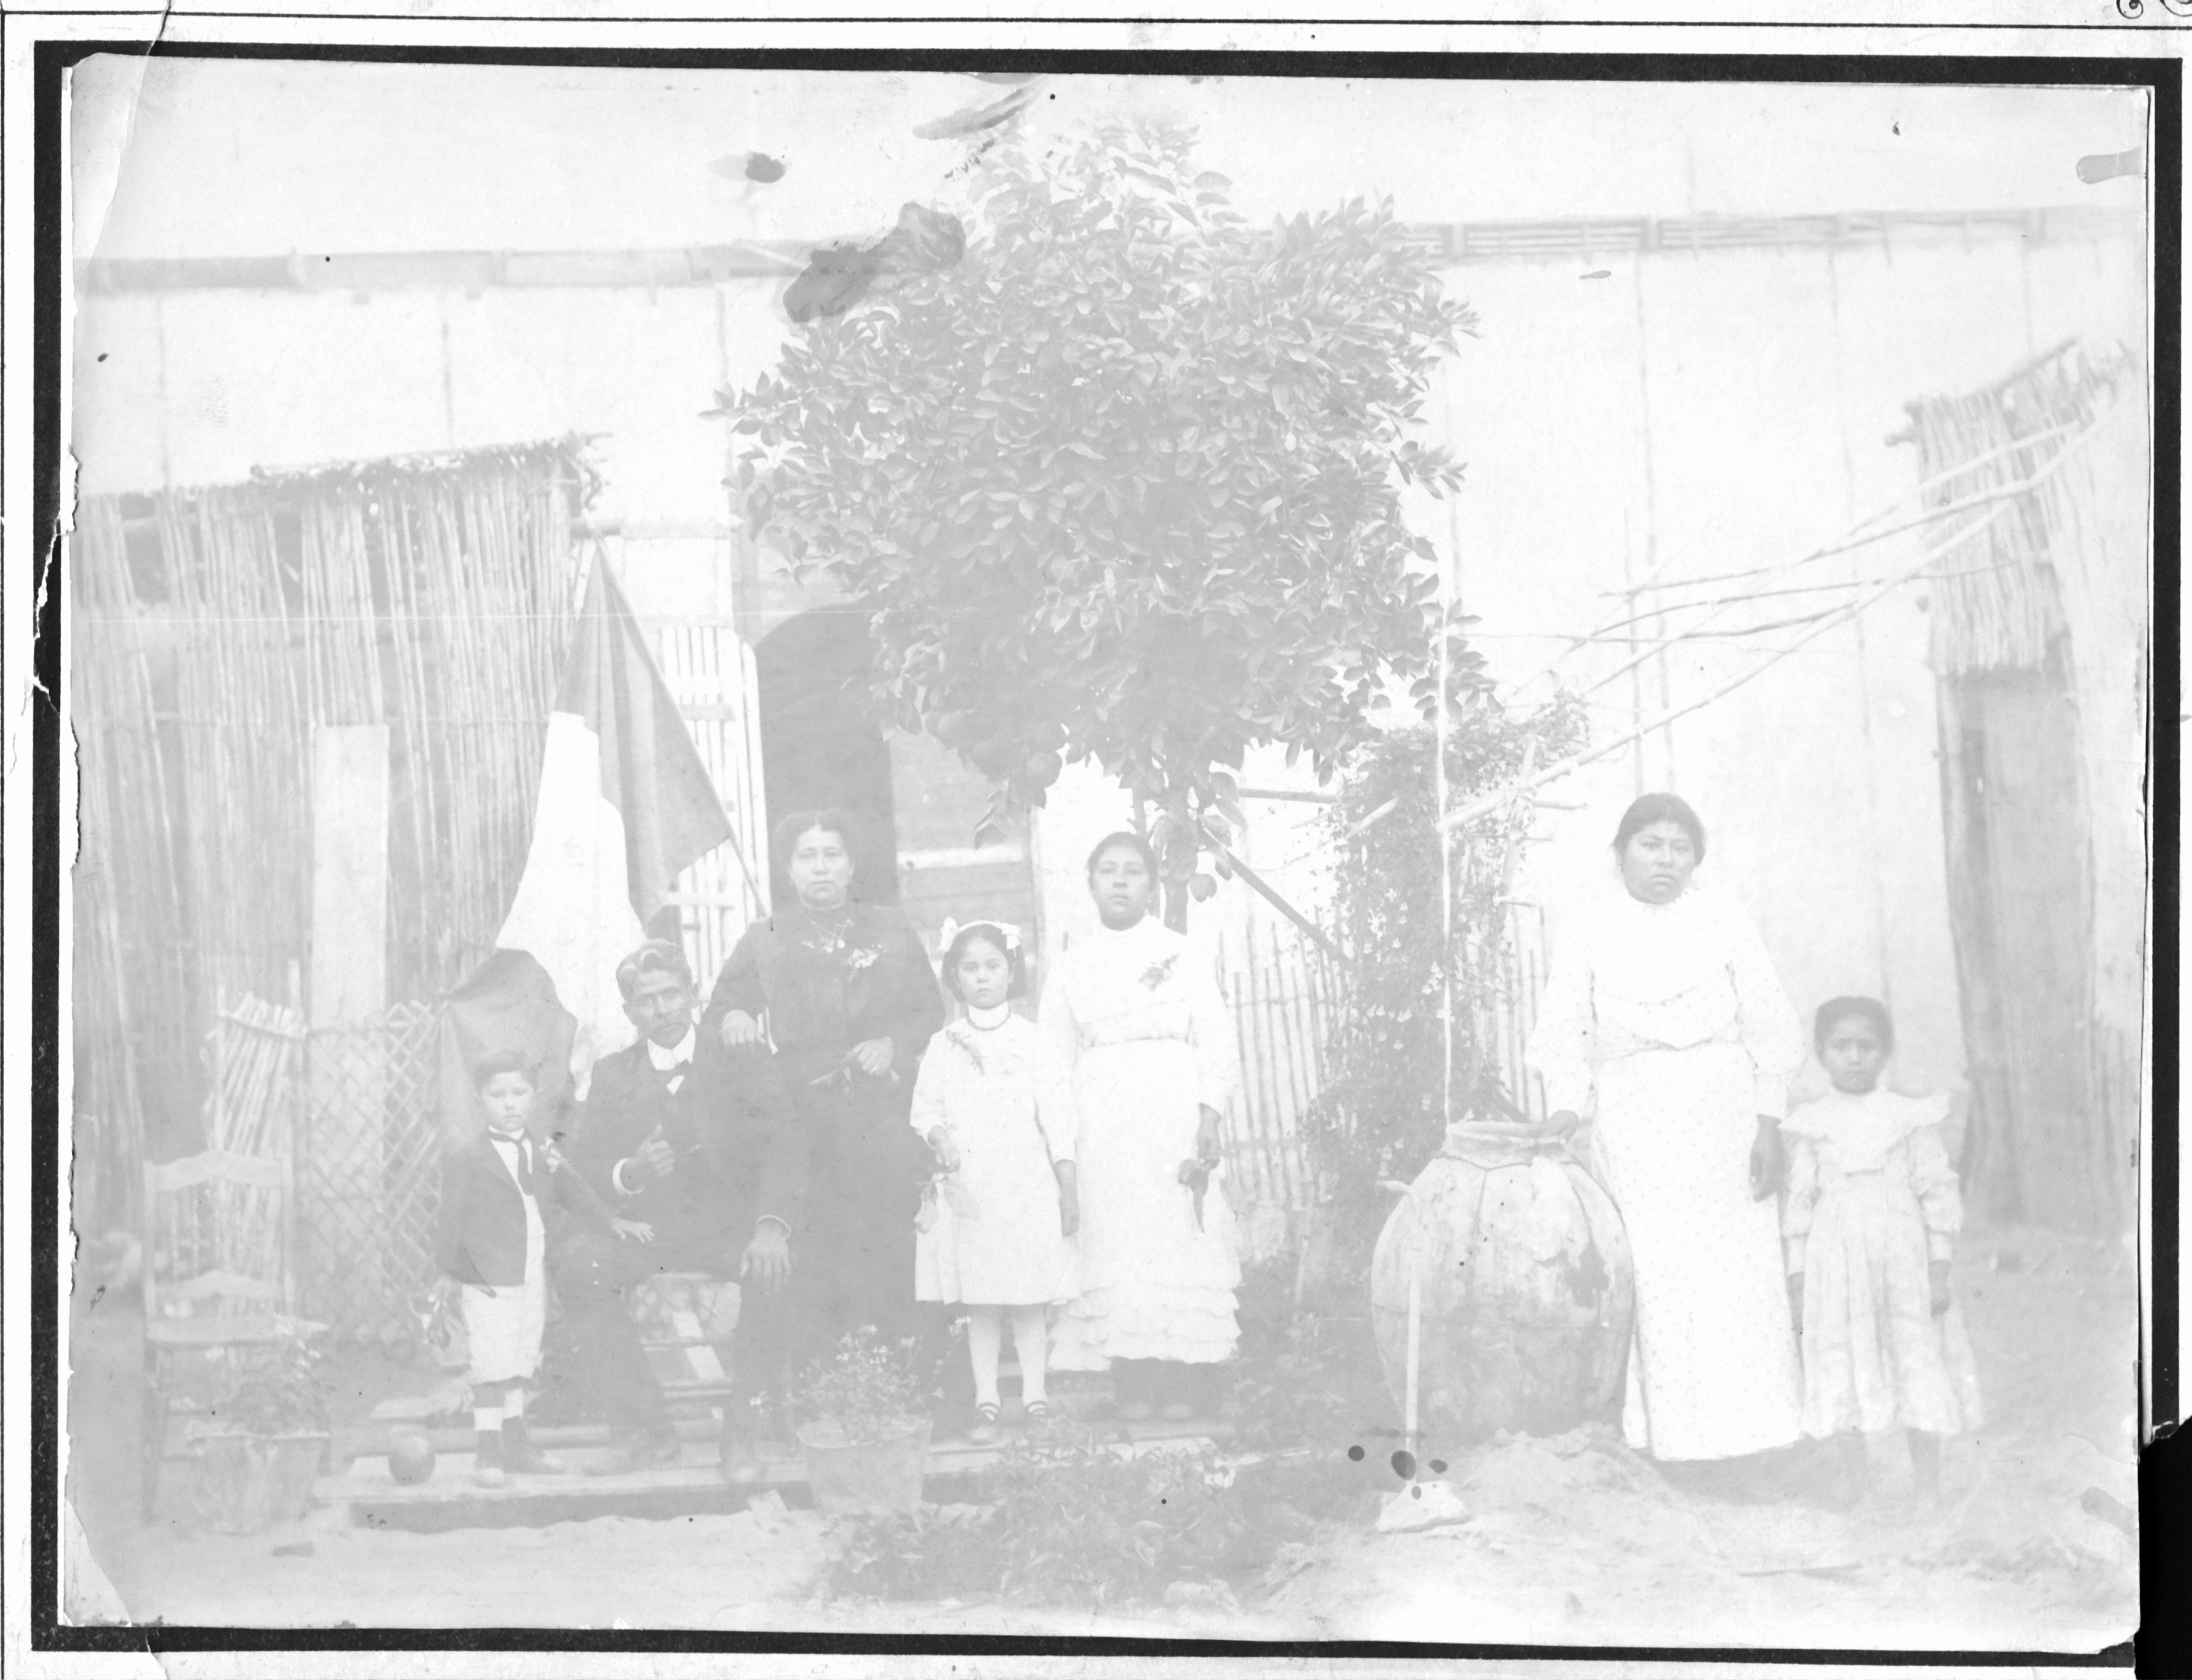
[1043,831,1241,1420]
[910,919,1080,1443]
[1528,793,1807,1497]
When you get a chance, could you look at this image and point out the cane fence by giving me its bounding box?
[203,989,308,1161]
[1214,924,1342,1261]
[1210,895,1554,1265]
[70,441,593,1236]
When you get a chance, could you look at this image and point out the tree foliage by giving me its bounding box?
[1306,693,1587,1227]
[717,124,1480,921]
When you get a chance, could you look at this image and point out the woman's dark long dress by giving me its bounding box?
[702,900,946,1353]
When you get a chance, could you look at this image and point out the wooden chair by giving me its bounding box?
[632,1271,742,1411]
[139,1150,319,1518]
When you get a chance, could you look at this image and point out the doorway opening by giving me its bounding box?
[754,608,901,905]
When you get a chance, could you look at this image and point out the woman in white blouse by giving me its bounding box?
[1041,831,1241,1421]
[1528,794,1806,1494]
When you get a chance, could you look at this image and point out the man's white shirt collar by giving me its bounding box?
[648,1027,698,1071]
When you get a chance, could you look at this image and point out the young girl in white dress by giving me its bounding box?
[910,920,1080,1443]
[1041,832,1241,1421]
[1783,996,1984,1500]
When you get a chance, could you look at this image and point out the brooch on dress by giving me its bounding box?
[949,1030,988,1075]
[1139,955,1179,992]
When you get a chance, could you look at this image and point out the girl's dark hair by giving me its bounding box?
[1613,793,1707,861]
[941,923,1029,1002]
[1814,995,1895,1055]
[1085,829,1159,880]
[471,1047,538,1091]
[772,808,861,876]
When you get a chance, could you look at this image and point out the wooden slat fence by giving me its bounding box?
[652,618,772,989]
[1214,923,1340,1262]
[203,988,308,1161]
[1487,900,1553,1124]
[1211,898,1556,1265]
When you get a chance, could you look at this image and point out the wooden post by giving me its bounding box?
[311,726,389,1027]
[307,725,389,1333]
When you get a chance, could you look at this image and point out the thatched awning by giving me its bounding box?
[1900,340,2133,678]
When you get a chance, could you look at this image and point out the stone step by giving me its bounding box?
[317,1414,1233,1534]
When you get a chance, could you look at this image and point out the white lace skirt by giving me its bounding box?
[1047,1038,1240,1368]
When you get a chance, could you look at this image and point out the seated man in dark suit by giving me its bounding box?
[556,938,804,1479]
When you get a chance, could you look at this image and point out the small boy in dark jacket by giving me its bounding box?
[435,1050,649,1486]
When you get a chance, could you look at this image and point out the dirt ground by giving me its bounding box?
[61,1219,2138,1650]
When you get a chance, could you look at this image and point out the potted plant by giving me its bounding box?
[180,1323,332,1533]
[790,1328,933,1518]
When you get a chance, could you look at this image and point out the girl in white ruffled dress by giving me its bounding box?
[1783,996,1984,1500]
[910,920,1080,1443]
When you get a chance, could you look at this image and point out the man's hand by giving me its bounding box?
[1928,1259,1953,1317]
[1545,1109,1582,1139]
[742,1222,791,1292]
[1748,1117,1786,1202]
[849,1037,895,1078]
[719,1009,764,1048]
[610,1217,654,1244]
[633,1123,676,1181]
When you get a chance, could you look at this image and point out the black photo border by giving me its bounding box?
[22,32,2179,1667]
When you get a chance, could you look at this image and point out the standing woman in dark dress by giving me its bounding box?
[703,808,947,1352]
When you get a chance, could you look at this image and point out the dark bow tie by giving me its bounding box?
[493,1133,540,1193]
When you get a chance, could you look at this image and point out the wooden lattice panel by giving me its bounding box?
[299,1001,445,1343]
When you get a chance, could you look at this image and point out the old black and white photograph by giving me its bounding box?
[36,42,2156,1658]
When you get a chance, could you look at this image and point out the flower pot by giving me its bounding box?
[1371,1122,1635,1445]
[794,1416,932,1518]
[185,1430,329,1534]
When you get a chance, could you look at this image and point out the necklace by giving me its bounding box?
[966,1003,1013,1032]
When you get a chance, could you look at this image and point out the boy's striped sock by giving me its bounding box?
[473,1399,507,1486]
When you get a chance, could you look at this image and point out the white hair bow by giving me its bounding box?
[939,917,1023,954]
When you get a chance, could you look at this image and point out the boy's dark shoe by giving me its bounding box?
[502,1417,567,1476]
[585,1425,681,1477]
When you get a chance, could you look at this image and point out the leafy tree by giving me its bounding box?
[1305,693,1587,1231]
[718,124,1478,924]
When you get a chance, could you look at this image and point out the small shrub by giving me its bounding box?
[829,1422,1260,1607]
[791,1327,932,1447]
[186,1325,331,1439]
[1309,697,1587,1236]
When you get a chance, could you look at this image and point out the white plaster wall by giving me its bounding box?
[68,224,2148,1105]
[1447,232,2145,1101]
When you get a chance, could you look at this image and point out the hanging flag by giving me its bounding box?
[438,554,732,1141]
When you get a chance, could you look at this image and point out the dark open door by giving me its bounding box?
[754,608,899,905]
[889,729,1041,999]
[1936,656,2107,1230]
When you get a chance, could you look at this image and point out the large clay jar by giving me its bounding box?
[1371,1121,1634,1444]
